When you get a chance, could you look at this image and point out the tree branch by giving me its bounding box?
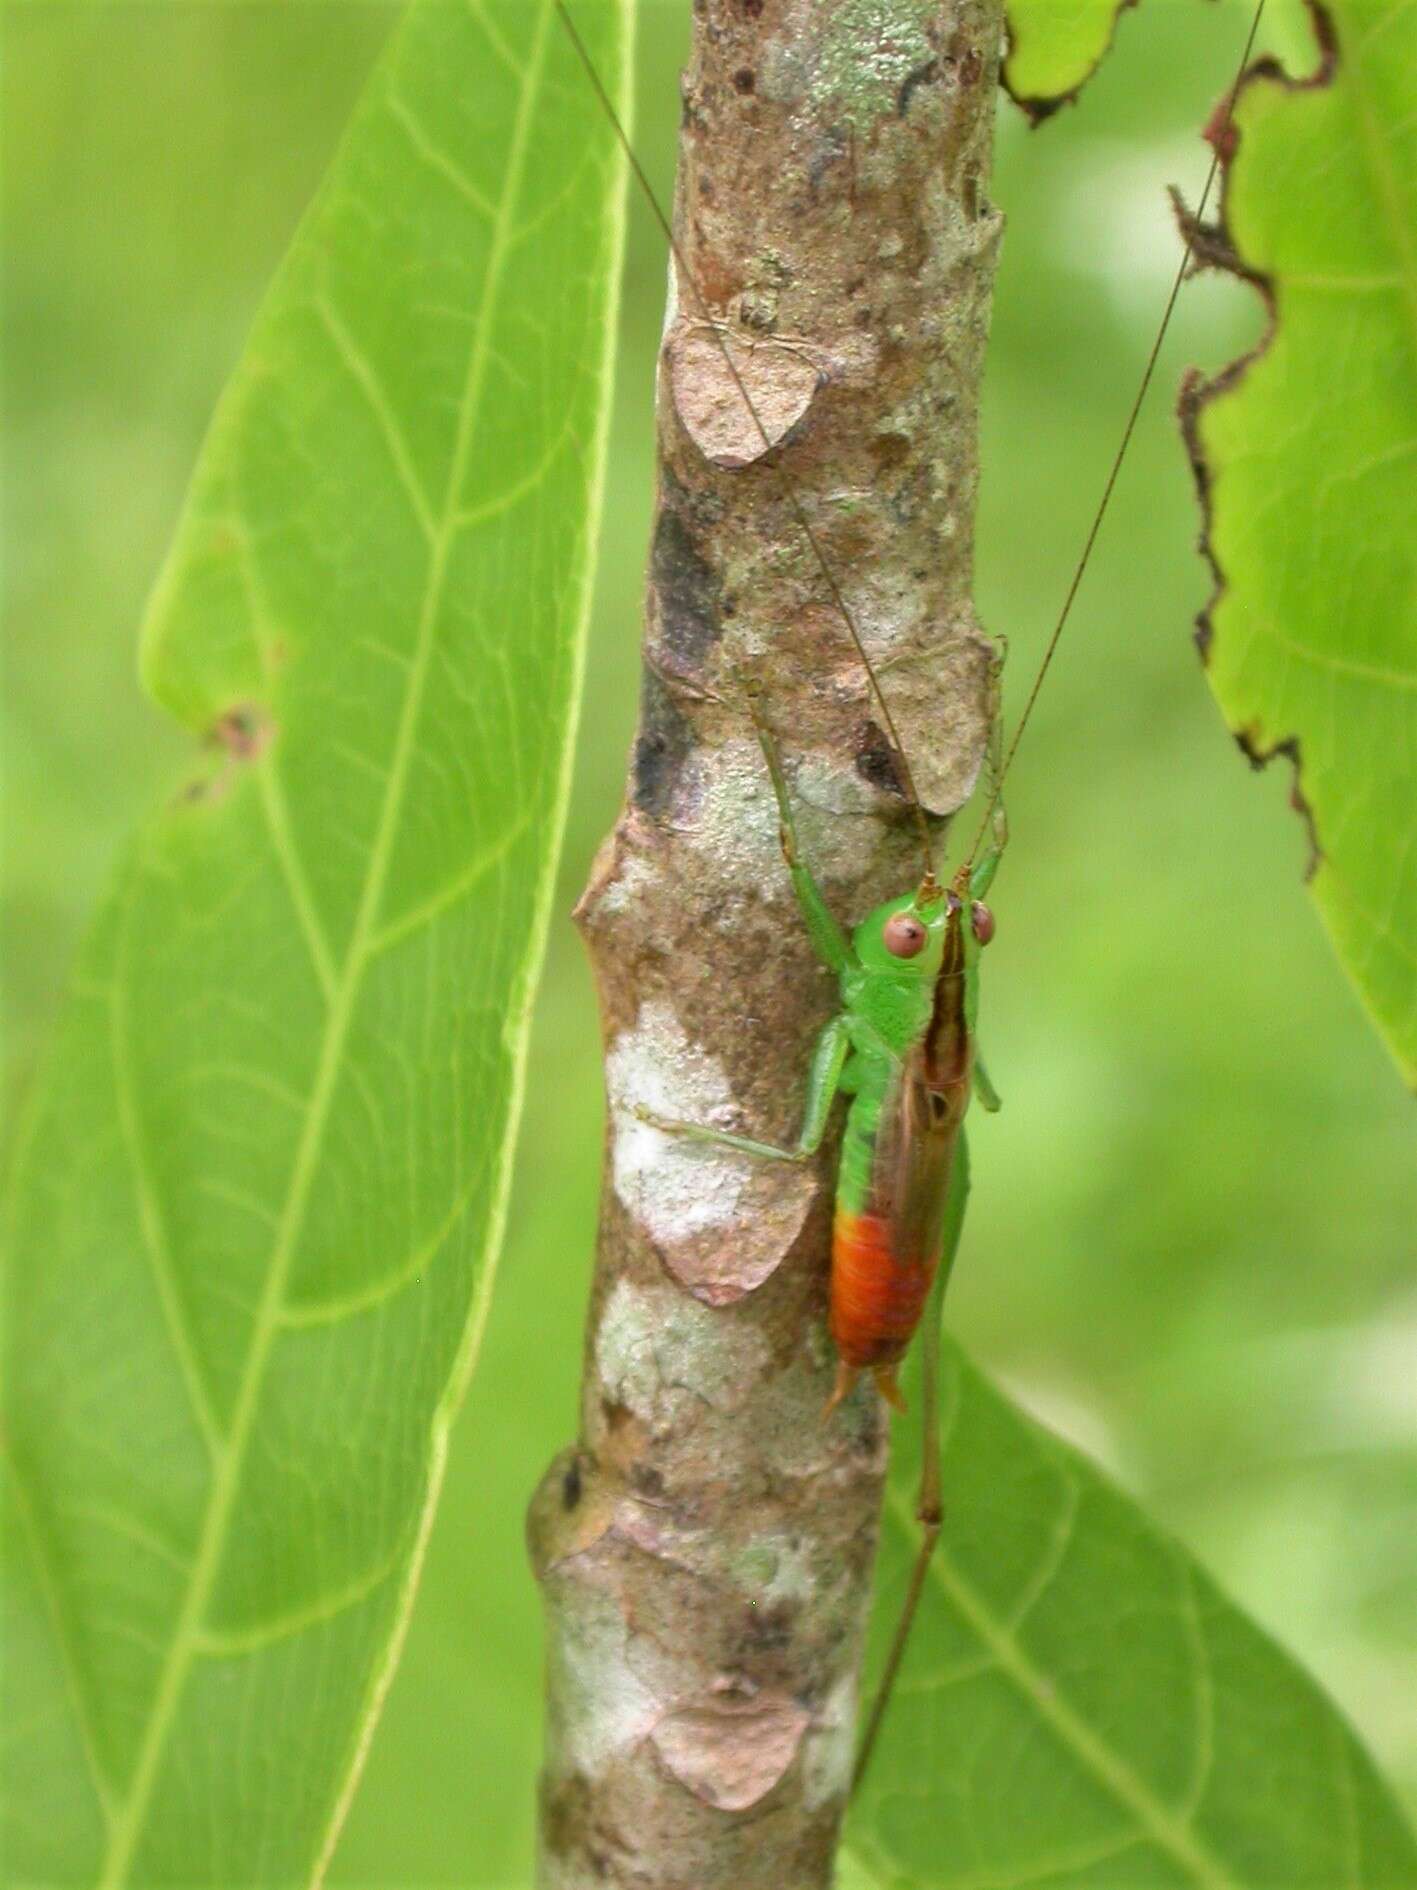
[530,3,1004,1881]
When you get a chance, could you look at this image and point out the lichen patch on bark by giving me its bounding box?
[545,1578,667,1778]
[800,1670,861,1811]
[597,1276,773,1418]
[669,737,786,892]
[607,999,748,1241]
[607,998,816,1300]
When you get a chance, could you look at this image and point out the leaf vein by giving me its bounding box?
[110,894,225,1460]
[257,763,340,1003]
[312,295,438,541]
[365,807,534,957]
[192,1552,400,1659]
[3,1449,119,1827]
[1174,1560,1215,1822]
[278,1150,485,1330]
[1005,1470,1080,1634]
[384,86,498,221]
[94,13,558,1877]
[885,1482,1242,1890]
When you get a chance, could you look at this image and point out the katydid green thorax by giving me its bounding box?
[841,871,985,1062]
[833,871,986,1226]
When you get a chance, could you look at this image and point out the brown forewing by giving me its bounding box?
[867,1048,968,1273]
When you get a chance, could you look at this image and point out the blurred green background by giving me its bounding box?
[4,3,1413,1883]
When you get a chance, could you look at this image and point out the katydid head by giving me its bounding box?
[855,864,998,978]
[854,891,951,978]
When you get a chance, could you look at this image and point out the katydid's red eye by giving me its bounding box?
[883,913,927,958]
[971,901,995,946]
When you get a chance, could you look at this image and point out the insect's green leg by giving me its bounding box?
[745,687,856,974]
[852,1131,971,1798]
[970,801,1008,900]
[634,1012,850,1161]
[972,1046,1002,1113]
[971,644,1010,900]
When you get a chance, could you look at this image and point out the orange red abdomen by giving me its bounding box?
[830,1208,938,1369]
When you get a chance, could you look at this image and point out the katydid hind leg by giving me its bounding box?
[851,1132,971,1797]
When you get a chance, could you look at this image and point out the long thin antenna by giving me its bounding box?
[555,0,938,890]
[967,0,1267,866]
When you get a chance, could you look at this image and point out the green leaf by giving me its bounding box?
[845,1342,1417,1888]
[1002,0,1129,119]
[1182,0,1417,1086]
[0,1,631,1882]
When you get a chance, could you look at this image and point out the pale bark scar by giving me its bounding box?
[669,325,824,468]
[607,1000,815,1303]
[650,1687,812,1811]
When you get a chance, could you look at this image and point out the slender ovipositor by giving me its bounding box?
[828,867,993,1412]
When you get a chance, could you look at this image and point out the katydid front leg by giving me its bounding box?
[966,655,1009,1115]
[632,1011,851,1162]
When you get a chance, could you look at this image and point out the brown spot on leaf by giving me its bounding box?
[180,701,276,807]
[211,702,273,762]
[1203,94,1240,164]
[1167,186,1257,287]
[1234,730,1322,879]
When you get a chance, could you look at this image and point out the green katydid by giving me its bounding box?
[638,674,1009,1788]
[556,0,1265,1796]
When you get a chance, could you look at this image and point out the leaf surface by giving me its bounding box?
[0,1,631,1881]
[1182,0,1417,1084]
[844,1342,1417,1888]
[1002,0,1130,117]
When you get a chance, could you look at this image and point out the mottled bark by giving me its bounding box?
[529,2,1004,1883]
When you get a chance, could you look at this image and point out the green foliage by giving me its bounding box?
[0,2,631,1882]
[5,2,1416,1886]
[1185,0,1417,1086]
[846,1341,1417,1887]
[1003,0,1130,116]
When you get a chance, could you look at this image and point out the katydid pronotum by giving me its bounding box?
[557,0,1265,1797]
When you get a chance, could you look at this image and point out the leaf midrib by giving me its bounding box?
[879,1480,1241,1890]
[93,9,556,1880]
